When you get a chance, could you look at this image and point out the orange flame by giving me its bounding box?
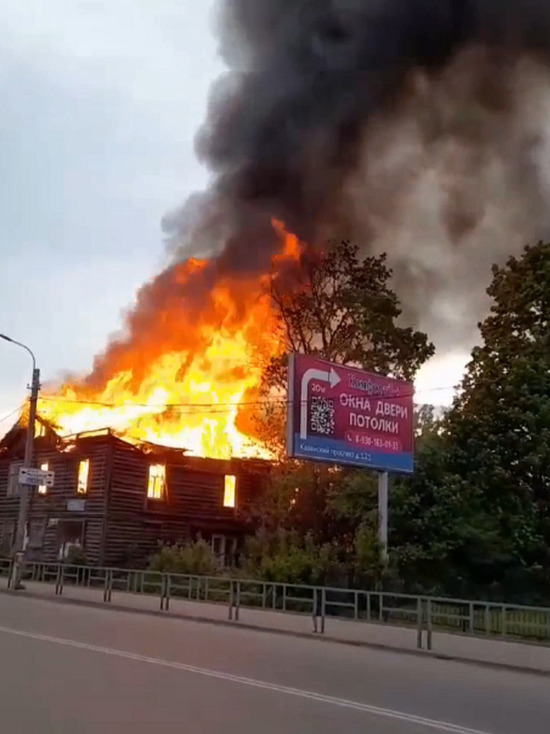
[38,222,303,460]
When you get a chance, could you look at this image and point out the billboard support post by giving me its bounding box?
[378,471,389,565]
[287,354,414,570]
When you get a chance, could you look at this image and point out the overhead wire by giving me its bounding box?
[35,384,457,414]
[0,404,24,427]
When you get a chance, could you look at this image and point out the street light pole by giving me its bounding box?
[0,334,40,589]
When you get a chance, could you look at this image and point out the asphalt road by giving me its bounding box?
[0,594,548,734]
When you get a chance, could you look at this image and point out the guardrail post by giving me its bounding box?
[469,602,475,635]
[228,579,234,620]
[426,599,433,651]
[416,598,423,649]
[160,574,168,611]
[366,592,371,622]
[354,591,359,621]
[235,580,241,621]
[55,565,64,596]
[103,570,112,603]
[484,605,490,637]
[313,588,319,633]
[320,587,326,635]
[502,607,507,638]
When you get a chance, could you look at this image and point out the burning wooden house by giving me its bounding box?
[0,418,268,567]
[0,226,303,567]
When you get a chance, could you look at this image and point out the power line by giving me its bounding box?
[0,404,24,427]
[38,396,289,409]
[36,384,457,412]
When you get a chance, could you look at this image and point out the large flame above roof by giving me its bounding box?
[37,222,302,459]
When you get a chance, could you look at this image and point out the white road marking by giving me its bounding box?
[0,624,492,734]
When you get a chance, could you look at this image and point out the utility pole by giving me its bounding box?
[0,334,40,590]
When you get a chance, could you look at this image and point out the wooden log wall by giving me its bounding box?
[0,428,270,567]
[0,432,110,563]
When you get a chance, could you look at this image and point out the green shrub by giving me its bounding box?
[148,540,219,576]
[64,546,87,567]
[240,529,342,586]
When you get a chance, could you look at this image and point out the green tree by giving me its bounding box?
[392,242,550,602]
[445,242,550,600]
[250,240,434,582]
[265,240,434,389]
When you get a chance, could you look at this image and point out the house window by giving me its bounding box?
[77,459,90,494]
[34,422,46,438]
[223,475,236,508]
[38,462,49,495]
[148,464,166,500]
[7,461,23,497]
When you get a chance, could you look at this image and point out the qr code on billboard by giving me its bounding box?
[310,397,335,436]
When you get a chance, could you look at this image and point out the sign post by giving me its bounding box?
[287,354,414,562]
[378,471,389,563]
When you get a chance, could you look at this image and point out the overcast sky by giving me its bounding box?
[0,1,464,436]
[0,0,225,429]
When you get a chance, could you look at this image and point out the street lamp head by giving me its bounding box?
[0,333,36,372]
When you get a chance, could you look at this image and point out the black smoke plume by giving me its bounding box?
[159,0,550,349]
[83,1,550,390]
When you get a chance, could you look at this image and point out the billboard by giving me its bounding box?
[287,354,414,473]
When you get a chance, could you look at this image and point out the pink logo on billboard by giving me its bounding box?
[348,373,403,398]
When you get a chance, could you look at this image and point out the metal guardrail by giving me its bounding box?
[0,558,549,650]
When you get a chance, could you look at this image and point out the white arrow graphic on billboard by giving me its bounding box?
[300,367,342,439]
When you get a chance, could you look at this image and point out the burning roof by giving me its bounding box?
[0,416,270,477]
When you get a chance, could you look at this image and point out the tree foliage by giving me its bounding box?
[265,239,434,389]
[243,241,550,603]
[148,540,219,576]
[248,239,434,584]
[444,243,550,598]
[393,242,550,601]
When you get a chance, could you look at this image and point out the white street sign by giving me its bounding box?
[300,366,341,439]
[19,467,55,487]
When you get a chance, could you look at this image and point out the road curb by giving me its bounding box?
[1,587,549,678]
